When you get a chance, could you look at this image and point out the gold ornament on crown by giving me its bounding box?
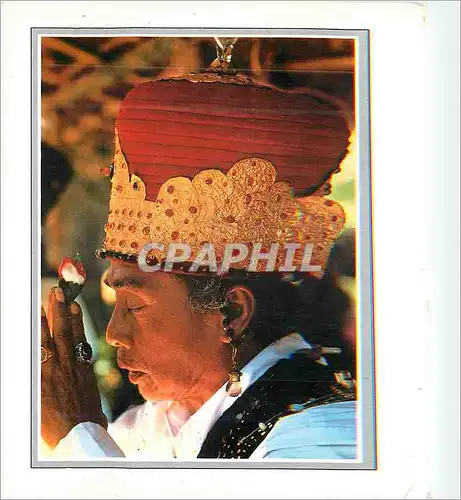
[100,129,345,276]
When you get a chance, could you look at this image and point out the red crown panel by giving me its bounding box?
[116,79,350,200]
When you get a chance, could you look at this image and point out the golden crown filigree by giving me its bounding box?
[100,129,345,276]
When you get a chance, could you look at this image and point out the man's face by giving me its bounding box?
[105,260,230,405]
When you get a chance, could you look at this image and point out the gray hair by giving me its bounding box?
[179,275,228,313]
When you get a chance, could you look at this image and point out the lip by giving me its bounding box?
[117,359,137,372]
[117,361,132,371]
[117,360,148,383]
[128,370,148,384]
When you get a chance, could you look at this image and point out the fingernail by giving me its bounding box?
[70,302,80,315]
[55,287,65,303]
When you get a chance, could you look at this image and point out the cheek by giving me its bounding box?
[139,306,191,335]
[133,308,195,356]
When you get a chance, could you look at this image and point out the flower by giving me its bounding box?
[58,257,87,285]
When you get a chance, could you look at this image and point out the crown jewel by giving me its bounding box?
[99,129,345,276]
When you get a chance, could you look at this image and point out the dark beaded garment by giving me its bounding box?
[197,350,356,459]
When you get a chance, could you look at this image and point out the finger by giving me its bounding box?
[40,306,56,369]
[41,306,52,344]
[69,301,87,344]
[70,302,94,369]
[51,286,74,372]
[47,287,57,333]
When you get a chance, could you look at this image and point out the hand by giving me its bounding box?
[41,287,107,449]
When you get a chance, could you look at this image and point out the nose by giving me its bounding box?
[106,306,133,349]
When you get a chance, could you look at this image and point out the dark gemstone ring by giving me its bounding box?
[74,341,93,364]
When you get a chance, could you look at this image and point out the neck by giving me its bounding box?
[175,371,228,416]
[177,340,264,416]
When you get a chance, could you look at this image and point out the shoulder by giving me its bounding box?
[251,401,357,460]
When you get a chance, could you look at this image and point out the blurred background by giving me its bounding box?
[40,36,357,422]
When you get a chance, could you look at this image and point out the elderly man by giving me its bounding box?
[41,50,357,460]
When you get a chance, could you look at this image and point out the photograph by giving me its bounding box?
[36,31,374,466]
[3,2,459,498]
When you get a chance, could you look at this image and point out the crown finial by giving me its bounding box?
[209,37,238,72]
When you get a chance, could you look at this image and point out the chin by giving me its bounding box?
[137,384,160,401]
[137,381,173,402]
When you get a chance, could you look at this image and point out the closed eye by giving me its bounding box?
[128,305,145,314]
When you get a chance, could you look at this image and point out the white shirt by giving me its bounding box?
[51,333,357,460]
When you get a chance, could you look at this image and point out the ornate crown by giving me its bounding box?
[97,129,345,277]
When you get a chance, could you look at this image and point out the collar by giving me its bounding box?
[165,332,314,459]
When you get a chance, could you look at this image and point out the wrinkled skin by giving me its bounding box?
[104,261,232,407]
[41,261,255,448]
[41,287,107,448]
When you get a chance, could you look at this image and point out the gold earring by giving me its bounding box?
[225,339,243,397]
[221,304,244,397]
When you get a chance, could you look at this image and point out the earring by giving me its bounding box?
[221,304,244,397]
[226,341,243,397]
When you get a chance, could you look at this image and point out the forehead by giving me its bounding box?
[106,260,182,291]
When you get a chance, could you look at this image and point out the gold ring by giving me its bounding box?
[41,345,54,363]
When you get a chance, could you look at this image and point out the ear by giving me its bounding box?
[220,285,255,343]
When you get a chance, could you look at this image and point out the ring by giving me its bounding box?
[74,341,93,364]
[41,345,54,363]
